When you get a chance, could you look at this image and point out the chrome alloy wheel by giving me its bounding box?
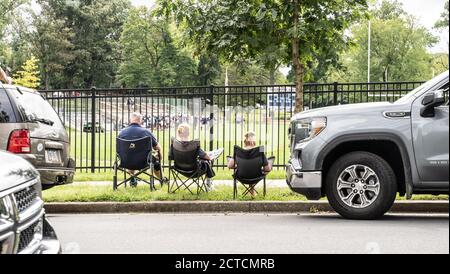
[337,165,381,209]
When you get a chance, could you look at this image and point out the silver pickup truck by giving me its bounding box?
[0,150,61,254]
[287,71,449,219]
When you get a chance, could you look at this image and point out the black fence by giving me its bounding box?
[39,81,424,173]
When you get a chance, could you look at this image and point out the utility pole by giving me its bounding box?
[368,20,372,83]
[224,66,229,121]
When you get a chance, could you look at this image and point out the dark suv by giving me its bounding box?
[0,83,75,188]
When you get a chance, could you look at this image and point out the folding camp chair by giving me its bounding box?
[113,136,162,191]
[232,145,275,199]
[168,139,208,195]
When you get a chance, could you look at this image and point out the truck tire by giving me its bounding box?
[325,151,397,220]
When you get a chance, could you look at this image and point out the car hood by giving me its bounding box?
[0,151,39,193]
[291,102,396,121]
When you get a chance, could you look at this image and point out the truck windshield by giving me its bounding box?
[10,89,63,127]
[395,72,449,104]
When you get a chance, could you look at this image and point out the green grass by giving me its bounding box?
[74,169,287,182]
[43,185,305,202]
[43,184,448,203]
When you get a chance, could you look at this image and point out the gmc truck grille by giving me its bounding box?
[14,187,38,212]
[18,220,39,252]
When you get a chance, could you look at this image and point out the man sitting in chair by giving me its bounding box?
[118,112,167,187]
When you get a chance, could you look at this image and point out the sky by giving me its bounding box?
[131,0,449,53]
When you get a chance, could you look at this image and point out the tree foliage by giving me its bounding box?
[435,0,449,30]
[329,0,439,82]
[14,55,40,88]
[31,0,75,89]
[0,0,28,33]
[118,7,197,87]
[158,0,368,112]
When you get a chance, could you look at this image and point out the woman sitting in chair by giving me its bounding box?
[171,123,216,190]
[227,131,273,197]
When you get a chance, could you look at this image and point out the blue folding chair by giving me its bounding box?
[113,136,161,191]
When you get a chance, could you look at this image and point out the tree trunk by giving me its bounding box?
[269,68,276,85]
[292,0,304,113]
[44,67,49,90]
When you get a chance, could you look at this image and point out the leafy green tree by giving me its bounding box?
[0,0,29,68]
[431,53,449,75]
[118,7,197,87]
[41,0,131,88]
[215,62,287,86]
[14,55,40,88]
[158,0,368,112]
[0,0,28,33]
[435,0,449,30]
[331,0,438,82]
[30,0,75,89]
[197,53,221,86]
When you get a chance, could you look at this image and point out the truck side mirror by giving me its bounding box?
[420,90,446,118]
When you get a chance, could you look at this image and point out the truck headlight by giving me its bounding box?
[294,117,327,145]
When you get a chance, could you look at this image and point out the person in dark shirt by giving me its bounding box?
[118,112,167,187]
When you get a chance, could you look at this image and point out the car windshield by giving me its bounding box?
[10,88,62,127]
[395,72,449,104]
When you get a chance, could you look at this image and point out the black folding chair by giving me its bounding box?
[113,136,161,191]
[232,146,274,199]
[168,139,208,195]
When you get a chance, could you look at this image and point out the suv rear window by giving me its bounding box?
[8,88,62,127]
[0,89,16,123]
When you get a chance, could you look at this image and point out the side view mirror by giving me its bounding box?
[420,89,446,118]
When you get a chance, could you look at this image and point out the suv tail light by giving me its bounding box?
[8,129,31,154]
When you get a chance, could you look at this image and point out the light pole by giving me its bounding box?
[368,20,372,83]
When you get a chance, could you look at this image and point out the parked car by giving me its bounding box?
[83,122,105,133]
[0,150,61,254]
[287,71,449,219]
[0,84,75,189]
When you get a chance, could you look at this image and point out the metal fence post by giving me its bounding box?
[209,85,214,152]
[333,82,338,105]
[91,87,96,173]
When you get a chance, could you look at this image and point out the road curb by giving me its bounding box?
[44,201,449,214]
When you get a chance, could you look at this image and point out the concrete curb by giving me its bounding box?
[44,201,449,214]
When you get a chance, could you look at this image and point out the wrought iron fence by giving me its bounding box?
[39,81,424,172]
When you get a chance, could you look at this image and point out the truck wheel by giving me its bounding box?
[325,152,397,220]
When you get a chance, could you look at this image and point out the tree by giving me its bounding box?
[14,55,40,88]
[331,0,438,82]
[158,0,368,112]
[30,0,75,89]
[0,0,28,33]
[215,61,287,86]
[39,0,131,88]
[197,53,221,86]
[0,0,29,68]
[431,53,449,75]
[435,0,449,30]
[118,7,197,87]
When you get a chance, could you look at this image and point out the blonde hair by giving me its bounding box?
[177,123,190,140]
[244,131,256,148]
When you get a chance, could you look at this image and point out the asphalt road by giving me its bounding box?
[48,213,449,254]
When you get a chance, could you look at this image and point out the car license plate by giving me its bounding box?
[46,149,61,163]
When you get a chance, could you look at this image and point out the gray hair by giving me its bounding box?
[130,112,143,124]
